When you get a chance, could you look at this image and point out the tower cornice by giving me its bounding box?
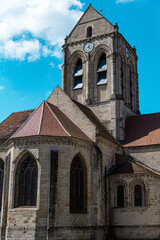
[62,31,117,48]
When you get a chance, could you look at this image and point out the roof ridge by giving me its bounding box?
[124,153,160,176]
[67,4,114,39]
[7,102,43,141]
[12,109,35,114]
[0,109,34,125]
[47,101,93,142]
[46,101,71,137]
[128,112,160,118]
[0,112,15,125]
[72,99,120,145]
[38,100,45,135]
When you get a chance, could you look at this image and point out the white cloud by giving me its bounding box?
[0,86,5,90]
[116,0,135,3]
[0,0,83,61]
[58,64,62,70]
[49,62,55,68]
[2,39,41,61]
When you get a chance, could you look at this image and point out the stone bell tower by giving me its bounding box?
[62,4,139,143]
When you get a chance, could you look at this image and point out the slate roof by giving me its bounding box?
[111,153,152,175]
[125,112,160,147]
[0,109,34,141]
[72,99,119,145]
[10,101,92,142]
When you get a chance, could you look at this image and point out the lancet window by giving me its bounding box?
[70,155,87,213]
[15,155,38,207]
[97,53,107,85]
[73,59,83,90]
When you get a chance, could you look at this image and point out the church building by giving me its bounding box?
[0,4,160,240]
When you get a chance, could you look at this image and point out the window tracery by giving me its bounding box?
[15,155,38,207]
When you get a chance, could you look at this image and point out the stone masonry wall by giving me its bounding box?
[109,173,160,240]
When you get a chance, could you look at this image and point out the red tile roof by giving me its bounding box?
[111,154,152,175]
[0,110,34,141]
[125,112,160,147]
[10,101,92,142]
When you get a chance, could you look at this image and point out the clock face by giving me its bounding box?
[125,47,130,59]
[84,42,94,53]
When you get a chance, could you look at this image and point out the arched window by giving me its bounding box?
[87,26,92,38]
[15,155,38,207]
[0,159,4,210]
[70,155,87,213]
[134,185,142,207]
[117,185,124,207]
[73,58,83,90]
[97,53,107,86]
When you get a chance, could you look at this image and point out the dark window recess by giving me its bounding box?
[97,72,107,85]
[70,156,87,213]
[134,185,142,206]
[121,63,125,100]
[49,150,58,226]
[15,155,38,207]
[130,70,133,108]
[117,185,124,207]
[73,59,83,89]
[97,53,107,85]
[0,159,4,210]
[87,26,92,38]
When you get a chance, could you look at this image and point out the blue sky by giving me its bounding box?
[0,0,160,123]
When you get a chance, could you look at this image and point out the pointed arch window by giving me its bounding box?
[15,155,38,207]
[73,59,83,89]
[0,159,4,210]
[97,53,107,85]
[70,155,87,213]
[87,26,92,38]
[134,185,142,207]
[117,185,124,207]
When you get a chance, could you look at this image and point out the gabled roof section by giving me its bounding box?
[78,4,113,25]
[10,100,92,142]
[124,112,160,147]
[111,153,157,175]
[72,99,119,145]
[67,4,114,42]
[0,110,34,141]
[47,85,119,145]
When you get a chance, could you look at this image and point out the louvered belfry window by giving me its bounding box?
[70,156,87,213]
[15,155,38,207]
[73,59,83,90]
[97,53,107,85]
[0,159,4,210]
[134,185,142,206]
